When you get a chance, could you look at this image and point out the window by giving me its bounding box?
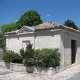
[22,40,30,50]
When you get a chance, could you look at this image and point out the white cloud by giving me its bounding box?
[47,15,50,17]
[15,20,18,22]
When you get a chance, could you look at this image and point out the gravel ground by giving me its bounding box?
[67,72,80,80]
[0,63,80,80]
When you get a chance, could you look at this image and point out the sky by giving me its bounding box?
[0,0,80,27]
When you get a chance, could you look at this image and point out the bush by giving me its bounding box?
[3,50,14,63]
[33,49,41,66]
[20,43,60,68]
[11,53,22,63]
[34,48,60,68]
[24,43,35,66]
[3,50,22,63]
[20,48,26,59]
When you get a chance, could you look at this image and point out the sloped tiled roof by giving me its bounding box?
[34,22,60,30]
[33,22,80,33]
[5,30,19,34]
[4,22,80,35]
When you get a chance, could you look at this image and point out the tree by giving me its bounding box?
[64,19,78,29]
[1,22,17,34]
[78,27,80,30]
[0,33,6,49]
[0,22,18,49]
[16,10,42,29]
[24,43,35,66]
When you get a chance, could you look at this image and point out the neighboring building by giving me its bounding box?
[4,22,80,68]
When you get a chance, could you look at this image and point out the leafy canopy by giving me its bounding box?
[0,10,42,49]
[16,10,42,29]
[1,22,17,34]
[0,33,6,49]
[0,22,17,49]
[64,19,78,29]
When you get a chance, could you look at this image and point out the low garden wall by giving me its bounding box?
[0,60,9,69]
[26,66,60,76]
[2,44,61,76]
[0,60,60,76]
[10,62,26,72]
[9,62,60,76]
[0,49,3,59]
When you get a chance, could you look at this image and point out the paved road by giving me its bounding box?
[68,72,80,80]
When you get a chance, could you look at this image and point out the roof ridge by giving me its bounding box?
[4,22,80,35]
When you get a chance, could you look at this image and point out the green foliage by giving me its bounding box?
[16,10,42,29]
[0,22,18,49]
[24,44,35,66]
[0,33,6,48]
[20,48,26,59]
[3,50,22,63]
[3,50,14,63]
[25,44,34,59]
[34,48,60,68]
[11,53,22,63]
[0,10,42,49]
[78,27,80,30]
[21,44,60,68]
[1,22,17,34]
[64,19,78,29]
[33,49,41,66]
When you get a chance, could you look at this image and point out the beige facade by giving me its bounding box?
[5,22,80,68]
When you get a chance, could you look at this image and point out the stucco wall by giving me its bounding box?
[6,37,9,50]
[6,30,80,69]
[59,32,65,68]
[64,32,80,67]
[6,31,61,53]
[35,31,60,50]
[57,31,80,68]
[34,31,65,68]
[19,33,34,50]
[6,33,34,53]
[8,35,20,53]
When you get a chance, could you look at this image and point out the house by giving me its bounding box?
[4,22,80,69]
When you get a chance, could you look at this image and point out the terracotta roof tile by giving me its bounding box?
[5,30,19,34]
[34,22,80,33]
[5,22,80,34]
[34,22,60,30]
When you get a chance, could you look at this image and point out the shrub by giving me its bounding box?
[33,49,41,66]
[3,50,14,63]
[24,43,35,66]
[25,44,34,59]
[3,50,22,63]
[20,43,60,68]
[35,48,60,68]
[11,53,22,63]
[20,48,26,59]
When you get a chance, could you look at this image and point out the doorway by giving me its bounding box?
[71,40,76,64]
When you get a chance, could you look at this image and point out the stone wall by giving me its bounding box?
[64,32,80,67]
